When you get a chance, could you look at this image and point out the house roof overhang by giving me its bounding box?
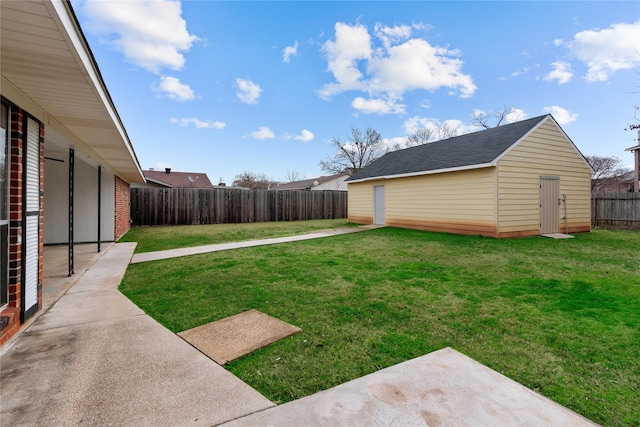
[0,0,144,183]
[143,177,172,188]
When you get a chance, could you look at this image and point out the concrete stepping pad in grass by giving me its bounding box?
[541,233,575,239]
[178,309,301,365]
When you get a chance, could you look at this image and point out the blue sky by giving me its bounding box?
[73,1,640,184]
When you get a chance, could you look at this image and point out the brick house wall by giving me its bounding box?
[114,175,130,240]
[1,107,44,345]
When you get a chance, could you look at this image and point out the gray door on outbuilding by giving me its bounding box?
[374,185,385,225]
[540,176,559,234]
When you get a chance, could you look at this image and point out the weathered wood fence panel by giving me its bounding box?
[591,192,640,229]
[130,188,348,226]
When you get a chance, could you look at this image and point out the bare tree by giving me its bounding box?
[233,171,276,190]
[586,155,631,192]
[470,106,515,129]
[624,103,640,132]
[284,170,301,182]
[319,127,385,175]
[400,124,458,149]
[624,62,640,132]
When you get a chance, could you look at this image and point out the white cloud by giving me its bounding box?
[544,61,573,84]
[544,106,578,124]
[250,127,275,140]
[368,38,476,97]
[507,66,530,79]
[294,129,314,142]
[236,78,263,104]
[283,41,299,63]
[155,76,195,101]
[319,22,372,99]
[411,22,432,32]
[374,23,412,48]
[381,137,406,148]
[352,97,406,115]
[80,0,199,73]
[505,108,528,123]
[319,22,476,114]
[170,117,225,129]
[568,20,640,82]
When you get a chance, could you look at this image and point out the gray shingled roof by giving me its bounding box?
[347,115,550,182]
[272,173,348,190]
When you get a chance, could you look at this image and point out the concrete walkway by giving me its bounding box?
[1,231,600,426]
[131,225,382,263]
[0,243,273,426]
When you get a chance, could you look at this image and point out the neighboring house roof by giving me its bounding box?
[0,0,144,183]
[619,170,635,183]
[142,169,214,188]
[347,115,590,183]
[272,173,349,190]
[592,171,635,192]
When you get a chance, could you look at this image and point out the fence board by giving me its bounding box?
[591,192,640,229]
[130,188,348,226]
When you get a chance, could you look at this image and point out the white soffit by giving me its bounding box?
[0,0,144,183]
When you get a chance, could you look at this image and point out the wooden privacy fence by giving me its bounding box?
[591,192,640,229]
[130,188,348,226]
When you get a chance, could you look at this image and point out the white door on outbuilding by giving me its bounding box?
[540,176,560,234]
[374,185,385,225]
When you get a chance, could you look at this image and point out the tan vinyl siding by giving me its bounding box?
[497,120,591,236]
[349,168,498,236]
[386,169,496,220]
[347,182,374,224]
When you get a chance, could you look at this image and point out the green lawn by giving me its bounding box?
[118,219,354,253]
[120,226,639,426]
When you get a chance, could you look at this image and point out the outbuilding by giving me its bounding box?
[346,115,592,238]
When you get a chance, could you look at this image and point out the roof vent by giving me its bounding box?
[165,168,171,174]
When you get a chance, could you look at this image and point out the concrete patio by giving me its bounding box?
[1,243,274,426]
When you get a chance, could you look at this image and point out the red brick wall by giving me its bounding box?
[8,108,23,310]
[114,175,130,240]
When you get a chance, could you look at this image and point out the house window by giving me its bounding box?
[1,101,8,307]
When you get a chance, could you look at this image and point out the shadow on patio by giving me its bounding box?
[43,243,114,311]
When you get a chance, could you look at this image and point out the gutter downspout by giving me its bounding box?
[562,194,568,234]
